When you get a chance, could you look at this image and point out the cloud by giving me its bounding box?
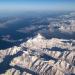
[0,35,23,43]
[0,17,21,28]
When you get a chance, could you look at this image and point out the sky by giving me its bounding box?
[0,0,75,12]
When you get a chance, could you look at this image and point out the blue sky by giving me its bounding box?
[0,0,75,12]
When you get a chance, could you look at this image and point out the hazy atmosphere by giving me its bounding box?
[0,0,75,12]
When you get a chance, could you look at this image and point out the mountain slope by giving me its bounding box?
[0,34,75,75]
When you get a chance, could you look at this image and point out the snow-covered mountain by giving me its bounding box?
[0,34,75,75]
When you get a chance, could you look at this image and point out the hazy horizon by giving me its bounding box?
[0,0,75,13]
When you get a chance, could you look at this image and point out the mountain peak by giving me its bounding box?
[0,34,75,75]
[35,33,45,39]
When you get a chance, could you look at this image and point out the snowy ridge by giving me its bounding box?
[0,34,75,75]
